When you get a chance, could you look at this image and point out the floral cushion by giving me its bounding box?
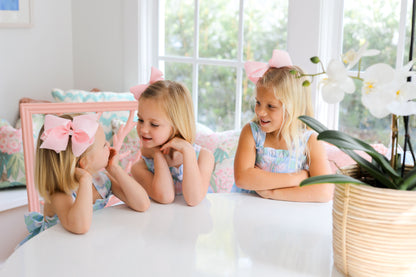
[0,119,25,189]
[51,88,136,141]
[195,129,241,193]
[111,119,141,171]
[1,115,45,189]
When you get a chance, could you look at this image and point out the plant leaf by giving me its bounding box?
[318,130,400,179]
[298,115,328,133]
[300,174,367,186]
[343,150,399,189]
[401,167,416,190]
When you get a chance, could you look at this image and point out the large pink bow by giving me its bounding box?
[244,49,293,84]
[130,67,164,100]
[40,114,99,157]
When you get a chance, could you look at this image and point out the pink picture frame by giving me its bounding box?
[19,101,138,212]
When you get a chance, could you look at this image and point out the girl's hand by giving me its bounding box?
[141,146,162,159]
[106,147,119,169]
[160,138,192,167]
[160,137,192,154]
[74,167,93,186]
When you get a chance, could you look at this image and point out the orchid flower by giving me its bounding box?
[386,60,416,116]
[360,63,396,118]
[343,42,380,70]
[320,59,355,104]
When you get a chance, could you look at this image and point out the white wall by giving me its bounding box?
[0,0,74,125]
[71,0,139,92]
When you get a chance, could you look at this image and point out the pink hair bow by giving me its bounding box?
[244,49,293,84]
[130,67,164,100]
[40,114,99,157]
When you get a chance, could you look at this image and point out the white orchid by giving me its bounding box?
[386,60,416,116]
[320,59,355,103]
[360,63,396,118]
[342,42,380,69]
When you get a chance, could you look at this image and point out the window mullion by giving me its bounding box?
[234,0,245,130]
[192,0,200,123]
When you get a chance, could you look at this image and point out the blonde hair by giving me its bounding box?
[255,66,314,168]
[35,114,90,203]
[139,80,196,143]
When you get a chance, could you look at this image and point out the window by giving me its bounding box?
[157,0,288,132]
[339,0,415,148]
[140,0,414,151]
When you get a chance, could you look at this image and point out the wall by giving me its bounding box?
[71,0,139,92]
[0,0,74,125]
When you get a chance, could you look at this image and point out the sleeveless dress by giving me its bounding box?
[20,171,112,245]
[142,144,201,195]
[233,121,313,193]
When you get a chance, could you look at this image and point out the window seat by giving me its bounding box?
[0,188,27,212]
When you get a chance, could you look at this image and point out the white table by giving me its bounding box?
[1,193,343,277]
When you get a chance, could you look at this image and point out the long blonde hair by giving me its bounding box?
[35,114,89,203]
[255,66,313,167]
[139,80,196,143]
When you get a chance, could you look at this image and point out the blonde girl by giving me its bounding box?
[22,113,150,244]
[130,68,215,206]
[234,50,334,202]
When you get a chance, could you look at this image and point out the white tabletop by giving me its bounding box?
[1,193,343,277]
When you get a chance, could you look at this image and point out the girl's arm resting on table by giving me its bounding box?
[257,134,334,202]
[234,124,309,191]
[51,177,93,234]
[130,152,175,204]
[181,146,214,206]
[106,164,150,212]
[160,138,214,206]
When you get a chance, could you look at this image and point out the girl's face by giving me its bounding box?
[137,98,174,148]
[82,126,110,173]
[255,87,285,136]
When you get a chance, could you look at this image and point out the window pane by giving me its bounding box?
[243,0,288,61]
[340,0,413,148]
[162,61,193,92]
[342,0,405,68]
[199,0,239,59]
[198,65,236,131]
[163,0,194,57]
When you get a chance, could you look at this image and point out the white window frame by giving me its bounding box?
[137,0,347,130]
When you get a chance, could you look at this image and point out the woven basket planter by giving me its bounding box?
[333,164,416,277]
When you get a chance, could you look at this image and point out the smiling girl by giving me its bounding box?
[130,68,214,206]
[234,50,334,202]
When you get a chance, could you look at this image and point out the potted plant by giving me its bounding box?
[294,42,416,277]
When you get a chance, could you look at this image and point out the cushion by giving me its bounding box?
[195,129,241,193]
[0,119,25,189]
[111,119,141,171]
[51,88,136,140]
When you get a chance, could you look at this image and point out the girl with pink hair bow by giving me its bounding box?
[234,50,334,202]
[130,68,214,206]
[21,113,150,244]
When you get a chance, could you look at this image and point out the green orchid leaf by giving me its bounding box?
[318,130,400,179]
[300,174,367,186]
[400,167,416,190]
[298,115,328,133]
[343,150,398,189]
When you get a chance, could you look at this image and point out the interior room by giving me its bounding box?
[1,0,415,276]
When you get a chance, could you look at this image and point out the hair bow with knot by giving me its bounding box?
[130,67,164,100]
[244,49,293,84]
[40,114,99,157]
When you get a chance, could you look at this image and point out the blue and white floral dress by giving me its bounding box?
[142,144,201,195]
[233,121,313,193]
[20,171,112,245]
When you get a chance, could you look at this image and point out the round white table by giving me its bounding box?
[1,193,343,277]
